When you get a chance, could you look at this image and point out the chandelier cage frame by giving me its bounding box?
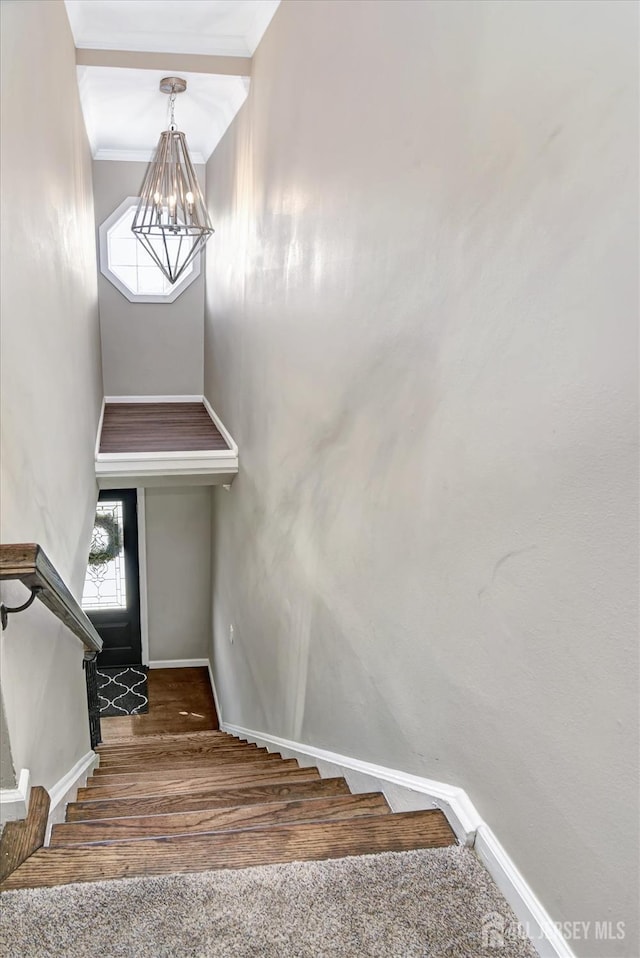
[131,77,214,285]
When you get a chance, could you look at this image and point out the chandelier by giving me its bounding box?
[132,77,214,285]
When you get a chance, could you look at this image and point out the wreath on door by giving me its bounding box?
[88,513,122,566]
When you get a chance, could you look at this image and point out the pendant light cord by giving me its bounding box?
[169,87,177,132]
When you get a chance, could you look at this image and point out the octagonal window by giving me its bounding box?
[99,196,200,304]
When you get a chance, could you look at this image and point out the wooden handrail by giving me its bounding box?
[0,544,102,654]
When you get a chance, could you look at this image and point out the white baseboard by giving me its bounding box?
[221,721,574,958]
[202,395,239,456]
[94,397,106,460]
[222,722,480,844]
[104,395,204,404]
[0,768,31,825]
[475,825,575,958]
[148,658,210,669]
[45,750,100,843]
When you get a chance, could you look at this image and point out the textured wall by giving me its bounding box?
[145,488,212,662]
[0,1,103,790]
[0,696,16,791]
[204,1,639,952]
[92,160,206,396]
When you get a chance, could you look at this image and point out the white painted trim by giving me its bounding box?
[97,449,234,462]
[97,459,235,472]
[475,825,576,958]
[137,488,150,667]
[96,459,238,489]
[202,396,239,456]
[97,396,238,461]
[45,750,99,842]
[220,722,573,958]
[95,396,239,484]
[96,456,238,488]
[148,658,209,669]
[94,397,106,461]
[104,395,204,404]
[0,768,31,825]
[98,198,202,304]
[206,660,223,729]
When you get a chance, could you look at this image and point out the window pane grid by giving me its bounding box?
[106,204,193,297]
[82,501,128,611]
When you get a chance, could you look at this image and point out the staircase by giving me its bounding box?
[1,729,456,890]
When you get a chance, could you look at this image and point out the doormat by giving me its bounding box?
[96,666,149,717]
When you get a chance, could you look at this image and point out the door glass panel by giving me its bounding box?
[82,500,128,610]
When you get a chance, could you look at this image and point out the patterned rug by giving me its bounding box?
[96,666,149,716]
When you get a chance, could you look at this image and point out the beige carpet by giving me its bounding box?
[0,846,538,957]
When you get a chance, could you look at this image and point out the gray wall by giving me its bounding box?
[145,488,211,662]
[203,1,639,954]
[0,0,103,789]
[92,160,205,396]
[0,697,16,791]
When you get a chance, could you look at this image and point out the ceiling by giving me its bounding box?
[65,1,280,56]
[65,1,280,162]
[77,67,249,163]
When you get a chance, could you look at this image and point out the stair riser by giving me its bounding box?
[51,794,391,846]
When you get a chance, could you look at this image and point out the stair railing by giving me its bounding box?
[0,543,103,747]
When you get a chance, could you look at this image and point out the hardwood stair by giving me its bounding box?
[0,730,456,891]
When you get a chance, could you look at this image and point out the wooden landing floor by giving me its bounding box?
[100,667,219,743]
[99,402,230,454]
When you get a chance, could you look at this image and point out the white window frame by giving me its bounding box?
[99,196,201,304]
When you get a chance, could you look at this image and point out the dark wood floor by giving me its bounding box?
[101,667,219,742]
[99,403,230,454]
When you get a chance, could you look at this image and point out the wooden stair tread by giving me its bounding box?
[87,758,301,786]
[98,742,254,762]
[77,766,321,801]
[66,778,353,822]
[50,793,390,846]
[97,754,266,773]
[98,745,260,766]
[93,753,287,776]
[3,811,456,889]
[97,731,239,748]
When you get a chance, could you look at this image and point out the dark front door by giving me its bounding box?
[82,489,142,668]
